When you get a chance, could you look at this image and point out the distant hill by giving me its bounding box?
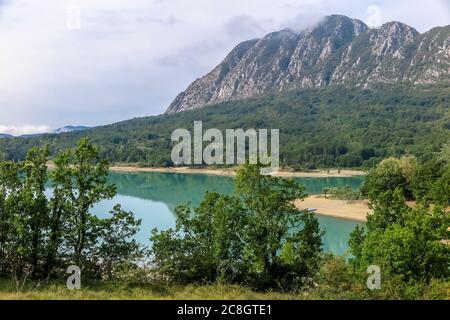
[167,15,450,113]
[19,133,47,138]
[0,133,13,139]
[0,85,448,168]
[7,126,90,139]
[53,126,90,134]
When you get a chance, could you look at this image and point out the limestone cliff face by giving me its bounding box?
[166,15,450,113]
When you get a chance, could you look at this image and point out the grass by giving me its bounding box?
[1,277,448,300]
[0,278,303,300]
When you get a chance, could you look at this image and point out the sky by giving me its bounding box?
[0,0,448,135]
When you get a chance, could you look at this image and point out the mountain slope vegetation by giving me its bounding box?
[0,85,448,169]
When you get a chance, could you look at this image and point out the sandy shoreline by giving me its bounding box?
[108,164,366,178]
[296,196,371,222]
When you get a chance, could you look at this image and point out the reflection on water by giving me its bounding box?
[107,172,235,213]
[87,172,364,256]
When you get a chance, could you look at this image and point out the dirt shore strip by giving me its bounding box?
[107,165,366,178]
[295,195,372,222]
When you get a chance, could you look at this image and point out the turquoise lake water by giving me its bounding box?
[87,172,365,256]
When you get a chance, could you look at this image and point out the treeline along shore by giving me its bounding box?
[0,140,449,300]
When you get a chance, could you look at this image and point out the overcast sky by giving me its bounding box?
[0,0,448,135]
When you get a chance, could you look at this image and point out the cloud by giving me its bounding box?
[366,5,383,28]
[0,124,52,136]
[278,5,325,32]
[224,15,267,38]
[374,0,450,30]
[0,0,448,129]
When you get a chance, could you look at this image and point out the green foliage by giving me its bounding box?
[322,186,362,200]
[316,255,355,296]
[93,205,143,280]
[1,139,449,298]
[151,192,246,284]
[350,154,450,288]
[0,139,142,280]
[429,165,450,207]
[235,164,323,290]
[350,188,450,284]
[411,158,449,206]
[0,85,448,168]
[437,143,450,164]
[358,209,448,282]
[362,152,449,207]
[315,255,450,300]
[51,138,118,268]
[151,164,323,291]
[0,147,50,278]
[361,156,417,200]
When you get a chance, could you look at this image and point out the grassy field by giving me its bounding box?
[0,278,303,300]
[1,277,449,300]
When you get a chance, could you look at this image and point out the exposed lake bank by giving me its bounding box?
[296,196,371,222]
[108,164,366,178]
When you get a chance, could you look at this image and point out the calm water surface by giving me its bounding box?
[88,172,365,256]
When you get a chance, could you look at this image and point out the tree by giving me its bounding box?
[94,205,142,280]
[351,154,450,285]
[48,139,142,277]
[235,164,323,290]
[54,138,117,267]
[361,156,417,201]
[21,146,50,278]
[0,139,142,280]
[349,188,450,283]
[44,150,72,277]
[411,158,445,205]
[151,164,323,291]
[0,161,22,275]
[151,192,247,283]
[429,165,450,207]
[0,146,51,279]
[437,143,450,164]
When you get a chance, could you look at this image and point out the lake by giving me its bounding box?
[87,172,365,256]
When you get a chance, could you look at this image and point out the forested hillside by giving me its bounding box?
[0,85,449,169]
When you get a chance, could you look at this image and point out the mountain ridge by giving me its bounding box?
[0,85,448,167]
[166,15,450,113]
[53,126,90,134]
[0,133,13,139]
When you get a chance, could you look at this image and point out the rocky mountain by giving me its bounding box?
[166,15,450,113]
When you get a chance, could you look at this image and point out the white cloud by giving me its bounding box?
[0,124,51,136]
[0,0,448,128]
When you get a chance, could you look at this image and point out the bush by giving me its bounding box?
[151,164,324,291]
[322,186,362,200]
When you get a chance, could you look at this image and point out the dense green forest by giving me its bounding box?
[0,84,449,168]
